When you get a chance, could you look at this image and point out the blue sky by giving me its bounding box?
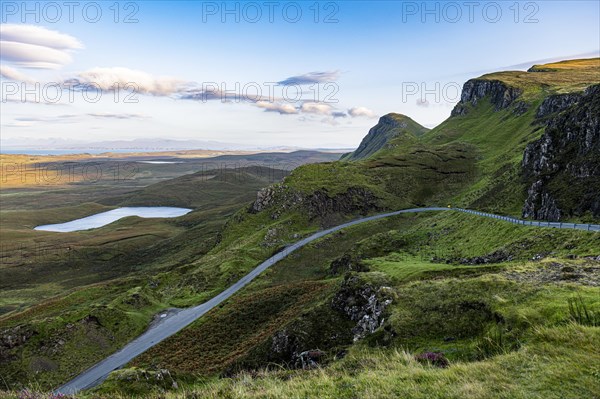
[1,1,599,148]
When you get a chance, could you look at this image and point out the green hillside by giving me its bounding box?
[1,59,599,399]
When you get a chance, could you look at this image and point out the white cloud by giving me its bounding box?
[278,71,340,86]
[348,106,377,118]
[0,64,34,82]
[0,41,75,69]
[300,102,333,115]
[0,24,83,69]
[68,67,188,96]
[0,24,83,49]
[255,101,297,114]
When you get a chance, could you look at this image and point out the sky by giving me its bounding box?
[1,0,599,149]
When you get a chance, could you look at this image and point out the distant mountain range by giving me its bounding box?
[0,137,353,153]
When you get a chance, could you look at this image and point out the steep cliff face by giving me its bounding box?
[522,84,600,221]
[451,79,523,116]
[535,92,583,118]
[342,113,428,161]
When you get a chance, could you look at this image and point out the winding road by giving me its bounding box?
[56,207,600,394]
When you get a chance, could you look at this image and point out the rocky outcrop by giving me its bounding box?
[250,184,381,221]
[251,186,278,213]
[237,273,395,373]
[345,114,407,161]
[249,184,302,218]
[305,187,380,219]
[0,325,37,362]
[268,332,328,369]
[512,101,530,116]
[295,350,326,369]
[522,84,600,221]
[331,273,395,341]
[242,303,354,371]
[451,79,522,116]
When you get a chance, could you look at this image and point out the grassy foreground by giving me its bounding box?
[80,324,599,399]
[1,209,598,398]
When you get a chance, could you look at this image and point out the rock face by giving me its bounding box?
[250,184,381,221]
[268,332,327,370]
[243,273,394,372]
[522,84,600,221]
[535,92,583,118]
[331,273,394,342]
[522,180,562,221]
[251,186,277,213]
[249,184,303,218]
[305,187,380,219]
[451,79,522,116]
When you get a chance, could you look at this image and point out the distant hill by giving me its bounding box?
[0,137,349,153]
[341,113,429,161]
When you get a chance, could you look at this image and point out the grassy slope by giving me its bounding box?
[1,59,599,397]
[82,211,600,398]
[2,200,599,397]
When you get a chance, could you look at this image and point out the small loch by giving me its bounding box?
[34,207,192,232]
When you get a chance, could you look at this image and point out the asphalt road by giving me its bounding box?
[56,207,600,394]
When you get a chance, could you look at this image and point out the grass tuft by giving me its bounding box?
[568,295,600,327]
